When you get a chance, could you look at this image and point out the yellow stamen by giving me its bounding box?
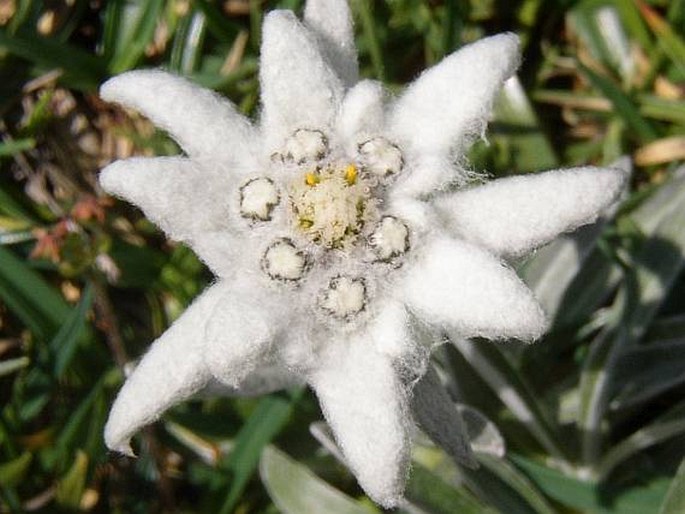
[344,164,357,185]
[305,172,320,186]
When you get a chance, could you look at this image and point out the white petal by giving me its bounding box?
[389,34,520,196]
[100,70,257,164]
[202,284,286,387]
[201,365,303,398]
[410,366,477,468]
[336,80,386,148]
[309,340,411,507]
[401,237,547,341]
[104,281,230,454]
[434,166,628,258]
[391,33,519,155]
[304,0,358,86]
[100,157,230,243]
[190,233,242,279]
[260,10,344,150]
[368,300,433,386]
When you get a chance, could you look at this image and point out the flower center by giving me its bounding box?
[290,163,377,249]
[321,276,367,319]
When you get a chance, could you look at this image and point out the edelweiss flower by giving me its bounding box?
[100,0,626,507]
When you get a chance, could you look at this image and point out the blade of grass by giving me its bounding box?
[613,0,654,53]
[354,0,385,80]
[101,0,124,62]
[570,4,629,76]
[108,0,164,73]
[0,245,70,339]
[0,137,35,157]
[0,357,30,377]
[0,30,104,90]
[55,451,88,510]
[51,377,105,460]
[440,0,461,57]
[637,0,685,78]
[194,0,240,42]
[217,391,300,514]
[0,186,35,223]
[169,11,207,75]
[49,282,93,377]
[577,61,659,142]
[0,452,32,488]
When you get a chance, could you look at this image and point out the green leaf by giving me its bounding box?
[579,167,685,464]
[522,217,614,324]
[0,245,71,339]
[217,392,299,514]
[659,458,685,514]
[492,77,558,172]
[407,463,494,514]
[514,454,669,514]
[49,283,93,377]
[0,452,32,488]
[451,337,566,461]
[598,402,685,479]
[477,455,557,514]
[578,316,623,465]
[611,340,685,411]
[457,404,505,458]
[260,446,377,514]
[55,450,89,509]
[623,169,685,345]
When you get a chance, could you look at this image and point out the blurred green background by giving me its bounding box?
[1,0,685,512]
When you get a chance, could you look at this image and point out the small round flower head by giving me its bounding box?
[99,0,628,507]
[240,178,279,221]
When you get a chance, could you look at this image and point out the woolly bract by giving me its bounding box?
[100,0,626,507]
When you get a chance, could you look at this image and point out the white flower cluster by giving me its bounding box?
[100,0,626,506]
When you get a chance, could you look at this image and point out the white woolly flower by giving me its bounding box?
[100,0,626,507]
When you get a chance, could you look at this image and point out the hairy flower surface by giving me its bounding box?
[100,0,626,506]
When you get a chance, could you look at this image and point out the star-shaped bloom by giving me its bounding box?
[100,0,626,507]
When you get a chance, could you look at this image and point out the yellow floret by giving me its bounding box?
[305,172,320,186]
[344,164,357,185]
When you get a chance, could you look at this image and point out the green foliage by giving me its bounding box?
[1,0,684,512]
